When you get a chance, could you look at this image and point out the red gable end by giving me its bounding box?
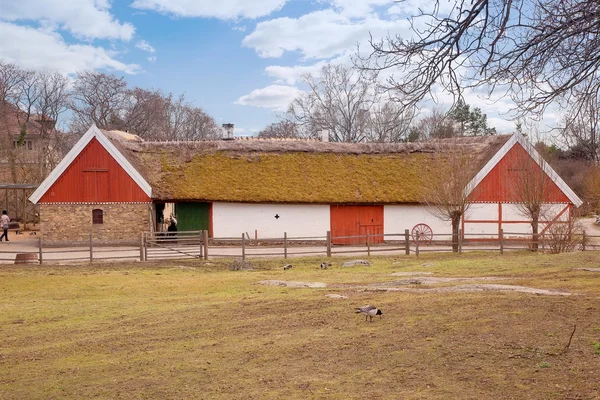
[469,143,570,203]
[39,138,150,203]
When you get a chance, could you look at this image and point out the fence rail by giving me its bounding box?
[0,228,598,264]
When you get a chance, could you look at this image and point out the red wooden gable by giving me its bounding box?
[39,138,150,203]
[469,143,569,203]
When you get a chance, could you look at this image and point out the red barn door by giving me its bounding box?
[330,205,384,245]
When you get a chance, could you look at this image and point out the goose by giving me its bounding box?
[355,305,383,322]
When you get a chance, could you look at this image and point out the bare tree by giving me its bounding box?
[584,164,600,212]
[258,120,300,139]
[69,71,128,133]
[362,0,600,117]
[365,101,415,142]
[421,140,473,252]
[32,72,70,178]
[179,104,221,140]
[412,108,457,140]
[0,61,27,105]
[120,87,167,138]
[560,93,600,163]
[288,64,414,142]
[69,73,220,140]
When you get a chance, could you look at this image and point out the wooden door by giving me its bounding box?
[330,205,384,245]
[175,202,211,234]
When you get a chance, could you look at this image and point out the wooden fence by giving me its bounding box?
[0,228,597,264]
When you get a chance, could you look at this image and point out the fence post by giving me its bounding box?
[326,230,332,257]
[500,229,504,255]
[38,236,43,265]
[541,232,545,253]
[405,229,410,255]
[203,230,209,260]
[366,229,371,257]
[140,233,145,261]
[582,230,587,251]
[144,232,148,261]
[458,229,462,254]
[89,233,93,263]
[284,232,288,259]
[415,232,420,257]
[199,230,203,259]
[242,233,246,260]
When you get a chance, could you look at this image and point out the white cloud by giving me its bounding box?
[147,56,157,63]
[0,22,140,75]
[325,0,395,17]
[131,0,288,19]
[235,85,301,111]
[265,63,325,85]
[487,117,517,134]
[243,9,411,59]
[136,40,156,53]
[0,0,134,41]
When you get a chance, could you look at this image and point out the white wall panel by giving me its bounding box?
[502,204,529,221]
[212,203,330,238]
[463,223,498,238]
[384,205,452,240]
[464,203,499,221]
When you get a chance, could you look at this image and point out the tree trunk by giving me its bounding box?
[451,214,461,252]
[531,212,539,251]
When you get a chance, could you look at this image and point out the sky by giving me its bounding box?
[0,0,535,137]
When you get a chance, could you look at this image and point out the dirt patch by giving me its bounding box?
[258,280,327,288]
[575,268,600,272]
[358,284,573,296]
[378,276,505,285]
[257,277,572,296]
[390,271,433,276]
[325,294,348,299]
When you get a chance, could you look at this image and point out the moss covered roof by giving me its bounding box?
[102,131,511,203]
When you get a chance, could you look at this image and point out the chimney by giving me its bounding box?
[320,129,329,142]
[222,123,234,140]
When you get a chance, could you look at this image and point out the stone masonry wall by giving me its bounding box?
[39,203,151,245]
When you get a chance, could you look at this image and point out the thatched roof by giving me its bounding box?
[101,130,511,203]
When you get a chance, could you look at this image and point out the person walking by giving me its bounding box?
[0,210,9,242]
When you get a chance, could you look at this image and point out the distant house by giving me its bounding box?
[29,125,582,245]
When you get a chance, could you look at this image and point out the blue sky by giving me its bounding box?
[0,0,530,136]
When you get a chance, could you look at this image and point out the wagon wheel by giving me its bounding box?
[411,223,433,244]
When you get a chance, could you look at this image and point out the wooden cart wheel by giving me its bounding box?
[411,223,433,243]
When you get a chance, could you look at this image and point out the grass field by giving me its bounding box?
[1,251,600,399]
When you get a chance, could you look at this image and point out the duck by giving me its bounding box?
[355,305,383,322]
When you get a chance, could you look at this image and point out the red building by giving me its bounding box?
[29,125,582,245]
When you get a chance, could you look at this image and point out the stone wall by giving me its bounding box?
[39,203,151,245]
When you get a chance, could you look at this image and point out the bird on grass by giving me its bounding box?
[355,305,383,322]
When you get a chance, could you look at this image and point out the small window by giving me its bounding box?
[27,141,32,150]
[92,209,103,224]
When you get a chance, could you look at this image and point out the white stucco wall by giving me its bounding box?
[212,202,571,240]
[212,203,330,238]
[464,203,571,238]
[501,203,532,235]
[384,205,452,240]
[464,203,500,237]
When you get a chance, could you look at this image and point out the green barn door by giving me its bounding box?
[175,202,210,232]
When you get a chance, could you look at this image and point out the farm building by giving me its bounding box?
[28,125,582,245]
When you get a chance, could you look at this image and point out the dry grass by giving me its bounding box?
[1,251,600,399]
